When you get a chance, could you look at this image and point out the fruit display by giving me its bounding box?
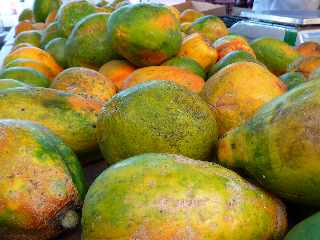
[2,0,320,239]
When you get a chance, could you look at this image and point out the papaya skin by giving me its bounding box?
[0,79,29,90]
[179,9,203,23]
[33,0,61,23]
[122,66,205,93]
[40,22,62,49]
[4,47,63,77]
[107,3,182,67]
[218,79,320,206]
[296,41,320,57]
[44,37,68,68]
[97,81,218,164]
[288,56,320,78]
[15,21,33,36]
[0,87,102,154]
[82,153,287,240]
[14,30,42,48]
[0,119,86,240]
[201,62,287,136]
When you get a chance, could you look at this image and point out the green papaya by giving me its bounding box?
[44,37,68,68]
[40,21,62,48]
[218,79,320,206]
[33,0,61,23]
[18,8,34,22]
[0,119,86,240]
[82,153,287,240]
[0,87,103,154]
[279,72,306,90]
[14,30,42,48]
[0,79,29,90]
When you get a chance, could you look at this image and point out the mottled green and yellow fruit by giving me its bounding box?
[18,8,34,22]
[44,37,68,68]
[179,8,203,23]
[296,41,320,57]
[0,87,102,154]
[40,21,62,48]
[82,153,287,240]
[51,67,116,101]
[57,0,96,37]
[15,21,33,36]
[0,79,29,90]
[0,119,86,240]
[66,13,117,69]
[288,56,320,77]
[97,81,218,164]
[107,3,182,66]
[251,37,301,75]
[33,0,61,22]
[279,72,306,90]
[14,30,42,48]
[187,15,229,43]
[201,62,286,136]
[218,79,320,205]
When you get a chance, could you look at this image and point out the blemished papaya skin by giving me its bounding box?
[31,22,46,31]
[14,30,42,48]
[51,67,117,101]
[15,21,33,36]
[309,67,320,80]
[285,212,320,240]
[162,56,206,79]
[107,3,182,67]
[0,87,103,154]
[0,79,29,90]
[288,56,320,78]
[251,37,301,76]
[4,46,63,77]
[187,15,229,43]
[65,13,118,69]
[18,8,34,22]
[218,79,320,206]
[44,37,68,68]
[201,62,287,136]
[122,66,205,93]
[40,22,62,48]
[82,153,287,240]
[99,60,136,89]
[97,81,218,164]
[178,33,218,70]
[0,67,50,87]
[208,50,260,78]
[10,43,34,52]
[5,58,55,80]
[179,9,203,23]
[57,0,96,37]
[0,119,86,240]
[296,41,320,57]
[279,72,306,90]
[45,10,57,25]
[33,0,61,23]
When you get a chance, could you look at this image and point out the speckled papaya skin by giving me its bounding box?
[97,81,218,164]
[82,153,287,240]
[0,87,102,154]
[218,79,320,205]
[0,119,86,240]
[40,22,62,48]
[107,3,182,67]
[65,13,118,69]
[14,30,42,48]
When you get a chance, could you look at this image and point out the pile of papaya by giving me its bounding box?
[1,0,320,239]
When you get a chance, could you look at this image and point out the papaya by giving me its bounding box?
[0,79,29,90]
[40,21,62,48]
[180,21,191,33]
[95,6,113,13]
[31,22,47,31]
[309,67,320,80]
[107,3,182,67]
[11,43,34,52]
[167,5,180,20]
[179,8,203,23]
[57,0,96,37]
[187,15,229,43]
[33,0,62,23]
[82,153,287,240]
[212,34,256,60]
[4,46,63,76]
[251,37,301,75]
[285,212,320,240]
[51,67,116,101]
[208,50,260,78]
[44,38,67,69]
[0,119,86,240]
[296,41,320,57]
[15,21,33,36]
[0,67,50,87]
[97,81,218,164]
[99,59,136,89]
[5,58,55,80]
[0,87,102,154]
[201,62,287,136]
[279,72,306,90]
[65,13,117,69]
[18,8,34,22]
[162,56,206,79]
[45,10,57,25]
[123,66,205,93]
[218,79,320,205]
[178,33,218,70]
[14,30,42,48]
[288,56,320,77]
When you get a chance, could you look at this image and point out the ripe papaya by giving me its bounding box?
[33,0,61,23]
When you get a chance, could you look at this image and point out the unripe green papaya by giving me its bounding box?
[82,153,287,240]
[218,79,320,206]
[0,87,102,154]
[0,79,29,90]
[0,119,86,240]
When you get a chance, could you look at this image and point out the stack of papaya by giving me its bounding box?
[1,0,320,239]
